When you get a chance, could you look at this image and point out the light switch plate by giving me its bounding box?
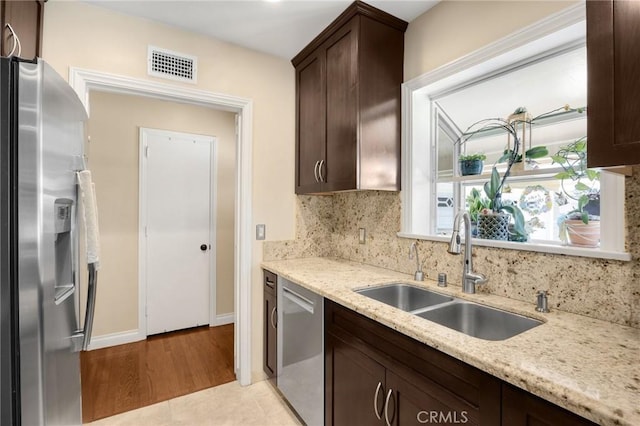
[359,228,366,244]
[256,224,266,240]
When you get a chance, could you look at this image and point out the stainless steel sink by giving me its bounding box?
[355,283,542,340]
[416,301,542,341]
[355,283,454,312]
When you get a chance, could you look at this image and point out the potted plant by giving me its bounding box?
[551,137,601,247]
[465,188,491,236]
[558,199,601,247]
[479,166,527,241]
[498,145,549,170]
[456,116,528,241]
[459,153,486,176]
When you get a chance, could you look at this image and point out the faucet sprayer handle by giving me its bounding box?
[447,230,462,254]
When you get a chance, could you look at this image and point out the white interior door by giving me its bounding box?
[141,128,214,335]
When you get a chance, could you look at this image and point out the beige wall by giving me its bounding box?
[404,0,579,80]
[86,92,236,336]
[43,0,295,377]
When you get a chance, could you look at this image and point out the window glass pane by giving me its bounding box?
[436,47,586,136]
[437,46,588,180]
[455,117,588,175]
[499,179,559,241]
[437,120,456,179]
[461,176,599,243]
[435,182,454,235]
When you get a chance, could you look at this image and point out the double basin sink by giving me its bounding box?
[356,283,542,341]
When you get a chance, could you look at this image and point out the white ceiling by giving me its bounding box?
[83,0,438,59]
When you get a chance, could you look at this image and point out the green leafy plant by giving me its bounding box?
[497,146,549,163]
[482,167,527,239]
[465,188,491,223]
[551,137,600,224]
[459,153,487,161]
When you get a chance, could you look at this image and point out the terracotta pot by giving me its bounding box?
[565,219,600,247]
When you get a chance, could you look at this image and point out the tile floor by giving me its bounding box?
[85,380,302,426]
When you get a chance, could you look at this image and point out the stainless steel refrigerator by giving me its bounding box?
[1,57,98,425]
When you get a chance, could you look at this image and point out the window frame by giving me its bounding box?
[400,4,630,261]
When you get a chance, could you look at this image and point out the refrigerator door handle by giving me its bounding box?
[72,263,98,352]
[72,171,101,352]
[84,264,98,350]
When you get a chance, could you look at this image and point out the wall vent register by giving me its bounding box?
[147,46,197,83]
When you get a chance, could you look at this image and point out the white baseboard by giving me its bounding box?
[87,329,145,351]
[86,314,234,351]
[211,312,235,326]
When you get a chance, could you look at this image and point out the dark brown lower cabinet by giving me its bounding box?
[325,299,596,426]
[326,332,385,425]
[502,384,597,426]
[384,367,483,426]
[325,299,500,425]
[263,270,277,382]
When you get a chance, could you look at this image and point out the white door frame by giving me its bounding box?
[69,68,253,386]
[139,128,218,332]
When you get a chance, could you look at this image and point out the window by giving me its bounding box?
[401,13,629,261]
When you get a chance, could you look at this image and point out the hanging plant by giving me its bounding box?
[551,137,600,224]
[455,113,528,240]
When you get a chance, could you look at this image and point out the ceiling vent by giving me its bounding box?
[147,46,197,83]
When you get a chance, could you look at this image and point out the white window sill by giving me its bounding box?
[397,232,632,262]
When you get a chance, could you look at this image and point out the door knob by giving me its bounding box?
[200,244,208,251]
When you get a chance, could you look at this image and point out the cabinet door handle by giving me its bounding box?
[384,388,394,426]
[373,382,383,420]
[314,160,320,182]
[318,159,325,182]
[270,306,277,329]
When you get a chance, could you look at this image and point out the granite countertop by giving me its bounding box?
[261,257,640,426]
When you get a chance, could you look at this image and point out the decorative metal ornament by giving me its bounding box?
[519,185,552,215]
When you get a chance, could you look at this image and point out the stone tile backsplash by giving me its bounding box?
[264,166,640,328]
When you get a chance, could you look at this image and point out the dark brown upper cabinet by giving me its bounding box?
[292,1,407,194]
[1,0,44,60]
[587,0,640,167]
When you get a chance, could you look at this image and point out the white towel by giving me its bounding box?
[77,170,101,269]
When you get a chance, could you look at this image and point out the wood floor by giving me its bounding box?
[80,324,235,423]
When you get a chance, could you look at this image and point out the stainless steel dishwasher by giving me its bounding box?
[277,277,324,426]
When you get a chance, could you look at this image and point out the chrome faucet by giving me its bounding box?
[448,211,487,293]
[409,241,424,281]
